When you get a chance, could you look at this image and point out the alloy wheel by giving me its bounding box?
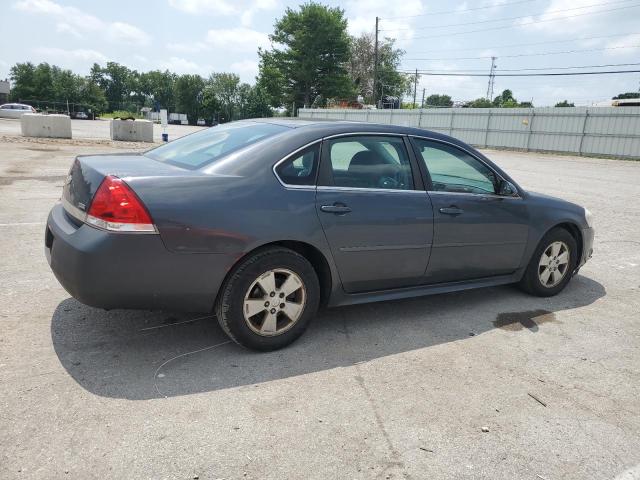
[538,241,570,288]
[243,268,307,336]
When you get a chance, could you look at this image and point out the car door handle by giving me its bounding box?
[439,206,464,216]
[321,204,352,214]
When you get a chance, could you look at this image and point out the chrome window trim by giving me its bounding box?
[427,190,522,200]
[272,139,322,189]
[410,134,522,199]
[317,185,427,195]
[322,132,406,140]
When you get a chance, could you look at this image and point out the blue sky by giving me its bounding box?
[1,0,639,105]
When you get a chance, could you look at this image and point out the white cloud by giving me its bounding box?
[55,22,82,38]
[604,33,640,56]
[168,0,278,26]
[346,0,425,46]
[168,0,236,15]
[32,47,108,65]
[159,57,200,73]
[515,0,639,35]
[205,28,270,51]
[158,56,215,75]
[107,22,151,46]
[166,41,209,54]
[230,59,259,81]
[14,0,151,46]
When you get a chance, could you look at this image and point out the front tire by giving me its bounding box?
[519,227,578,297]
[215,247,320,351]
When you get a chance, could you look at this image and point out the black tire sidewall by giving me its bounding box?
[217,248,320,351]
[524,228,578,297]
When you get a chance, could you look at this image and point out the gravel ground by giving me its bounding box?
[0,125,639,480]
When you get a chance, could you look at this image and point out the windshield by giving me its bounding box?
[145,121,289,169]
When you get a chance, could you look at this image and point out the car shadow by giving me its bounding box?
[51,275,605,400]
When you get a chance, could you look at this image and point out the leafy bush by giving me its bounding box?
[100,110,143,119]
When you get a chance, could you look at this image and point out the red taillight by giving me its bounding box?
[86,175,156,233]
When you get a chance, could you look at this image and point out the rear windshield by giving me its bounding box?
[145,121,289,169]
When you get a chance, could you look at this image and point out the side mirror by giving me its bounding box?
[498,180,518,197]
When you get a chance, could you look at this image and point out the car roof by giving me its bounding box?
[247,117,463,145]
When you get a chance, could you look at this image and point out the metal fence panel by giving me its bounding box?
[298,107,640,159]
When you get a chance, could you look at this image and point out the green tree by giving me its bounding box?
[492,89,515,107]
[9,62,37,100]
[613,92,640,99]
[347,34,411,104]
[491,89,531,108]
[555,100,575,107]
[77,77,107,113]
[425,94,453,107]
[465,98,493,108]
[143,70,176,110]
[174,74,205,124]
[257,2,353,109]
[241,85,273,119]
[92,62,137,111]
[206,73,241,121]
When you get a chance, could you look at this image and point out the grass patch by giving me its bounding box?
[100,111,143,119]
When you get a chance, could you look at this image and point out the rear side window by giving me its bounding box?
[145,121,289,169]
[275,144,319,186]
[325,136,413,190]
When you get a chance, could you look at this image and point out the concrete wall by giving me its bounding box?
[298,107,640,160]
[20,114,71,139]
[110,119,153,142]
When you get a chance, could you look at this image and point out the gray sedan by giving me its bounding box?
[45,119,594,350]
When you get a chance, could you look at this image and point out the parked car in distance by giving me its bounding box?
[45,120,594,350]
[74,111,89,120]
[0,103,36,118]
[197,118,206,126]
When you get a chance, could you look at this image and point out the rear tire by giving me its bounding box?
[519,227,578,297]
[215,247,320,351]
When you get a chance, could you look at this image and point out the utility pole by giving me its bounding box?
[486,56,497,101]
[374,16,379,107]
[413,69,418,108]
[421,88,425,108]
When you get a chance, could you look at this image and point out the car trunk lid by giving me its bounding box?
[62,153,190,224]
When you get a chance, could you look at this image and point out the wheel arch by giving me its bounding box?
[547,222,583,264]
[217,240,334,309]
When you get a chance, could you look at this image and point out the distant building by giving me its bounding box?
[0,79,9,103]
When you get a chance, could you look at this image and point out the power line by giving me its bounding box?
[397,69,640,77]
[405,44,640,61]
[401,62,640,73]
[410,4,640,40]
[380,0,636,31]
[406,32,640,54]
[381,0,538,20]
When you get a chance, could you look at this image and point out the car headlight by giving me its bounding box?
[584,208,594,228]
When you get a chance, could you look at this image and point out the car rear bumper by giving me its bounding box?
[45,203,235,312]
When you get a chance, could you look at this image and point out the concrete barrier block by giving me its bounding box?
[110,119,154,143]
[21,114,72,139]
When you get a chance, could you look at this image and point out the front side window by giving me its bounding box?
[325,136,413,190]
[275,144,319,186]
[413,138,497,194]
[145,121,289,169]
